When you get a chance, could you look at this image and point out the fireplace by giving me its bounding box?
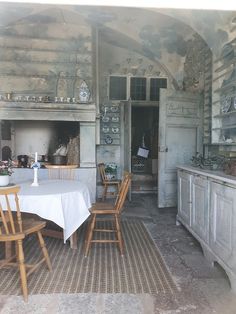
[0,100,97,201]
[0,100,96,165]
[2,120,80,165]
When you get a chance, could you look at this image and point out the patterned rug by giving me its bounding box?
[0,220,178,296]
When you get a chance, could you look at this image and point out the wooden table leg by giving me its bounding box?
[69,231,78,249]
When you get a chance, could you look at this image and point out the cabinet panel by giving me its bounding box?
[178,170,192,226]
[192,175,209,243]
[177,166,236,291]
[210,181,236,270]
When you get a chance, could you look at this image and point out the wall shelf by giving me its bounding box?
[0,73,91,79]
[215,60,235,73]
[222,124,236,130]
[214,80,236,93]
[0,45,92,55]
[211,142,236,146]
[0,33,91,44]
[214,110,236,118]
[0,59,90,66]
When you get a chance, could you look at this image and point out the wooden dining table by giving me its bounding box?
[2,179,92,257]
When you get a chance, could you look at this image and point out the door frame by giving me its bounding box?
[121,100,159,197]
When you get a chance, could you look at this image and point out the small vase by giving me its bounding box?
[0,175,10,187]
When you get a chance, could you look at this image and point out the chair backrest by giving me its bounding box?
[114,173,131,214]
[0,185,22,237]
[46,165,77,180]
[98,163,107,182]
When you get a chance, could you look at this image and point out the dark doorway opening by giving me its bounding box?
[131,106,158,193]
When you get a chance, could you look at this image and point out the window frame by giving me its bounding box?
[108,75,168,101]
[108,75,128,101]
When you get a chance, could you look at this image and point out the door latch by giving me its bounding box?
[158,146,168,152]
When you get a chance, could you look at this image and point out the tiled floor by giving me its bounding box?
[1,194,236,313]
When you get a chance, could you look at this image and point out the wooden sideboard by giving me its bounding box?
[177,165,236,292]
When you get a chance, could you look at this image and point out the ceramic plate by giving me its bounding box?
[234,96,236,110]
[102,126,109,133]
[110,106,119,113]
[111,116,119,122]
[105,135,113,144]
[112,127,119,134]
[102,116,110,122]
[221,96,231,113]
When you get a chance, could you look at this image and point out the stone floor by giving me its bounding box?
[1,194,236,314]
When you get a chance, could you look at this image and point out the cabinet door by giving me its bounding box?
[178,170,192,226]
[192,175,209,244]
[210,182,236,269]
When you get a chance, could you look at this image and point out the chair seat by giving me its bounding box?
[23,219,46,235]
[0,219,46,238]
[92,202,114,210]
[92,209,117,215]
[104,180,120,184]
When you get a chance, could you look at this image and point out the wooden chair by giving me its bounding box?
[0,185,52,302]
[84,172,131,257]
[98,163,120,201]
[46,165,77,180]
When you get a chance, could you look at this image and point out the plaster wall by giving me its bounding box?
[0,9,93,100]
[0,3,235,172]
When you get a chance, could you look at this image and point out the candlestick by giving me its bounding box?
[35,152,38,163]
[31,168,39,186]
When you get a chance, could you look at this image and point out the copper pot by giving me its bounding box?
[51,155,67,165]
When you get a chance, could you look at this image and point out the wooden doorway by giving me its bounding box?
[131,104,159,194]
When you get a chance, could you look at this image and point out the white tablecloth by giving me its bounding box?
[1,180,91,242]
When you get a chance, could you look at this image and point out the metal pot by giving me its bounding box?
[17,155,28,168]
[51,155,67,165]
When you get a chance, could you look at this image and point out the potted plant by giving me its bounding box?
[105,163,117,180]
[0,159,14,186]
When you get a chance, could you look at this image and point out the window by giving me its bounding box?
[108,76,167,101]
[109,76,127,100]
[150,78,167,101]
[130,77,146,100]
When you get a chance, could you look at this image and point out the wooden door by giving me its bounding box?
[158,89,202,208]
[122,99,132,199]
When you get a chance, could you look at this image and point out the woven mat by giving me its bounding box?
[0,220,178,296]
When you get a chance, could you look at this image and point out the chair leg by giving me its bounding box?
[115,215,124,255]
[37,231,52,271]
[117,182,121,195]
[17,239,28,302]
[84,214,96,257]
[102,184,108,201]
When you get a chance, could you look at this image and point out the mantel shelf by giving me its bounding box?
[0,100,95,108]
[0,101,96,122]
[214,110,236,118]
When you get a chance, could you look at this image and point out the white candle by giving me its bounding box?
[35,152,38,163]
